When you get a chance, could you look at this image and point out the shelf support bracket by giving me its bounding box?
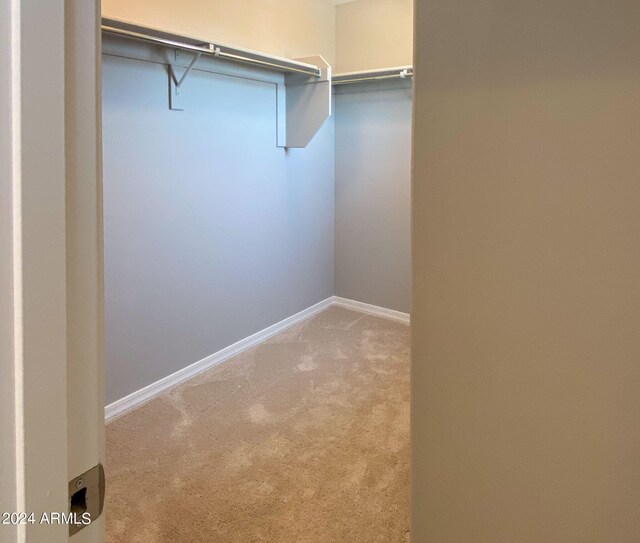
[169,50,204,110]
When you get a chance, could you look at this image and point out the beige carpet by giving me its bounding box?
[106,306,410,542]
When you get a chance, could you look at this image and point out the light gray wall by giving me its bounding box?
[334,86,412,313]
[103,53,334,404]
[412,0,640,541]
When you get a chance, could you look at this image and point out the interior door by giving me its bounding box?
[0,1,104,542]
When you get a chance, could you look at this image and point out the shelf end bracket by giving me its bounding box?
[169,48,209,110]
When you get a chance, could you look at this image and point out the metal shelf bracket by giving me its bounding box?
[169,48,211,110]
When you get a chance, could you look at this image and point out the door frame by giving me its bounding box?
[1,1,104,541]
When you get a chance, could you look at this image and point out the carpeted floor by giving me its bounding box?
[105,306,410,542]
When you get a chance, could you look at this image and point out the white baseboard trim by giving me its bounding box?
[331,296,410,324]
[105,296,333,422]
[105,296,410,422]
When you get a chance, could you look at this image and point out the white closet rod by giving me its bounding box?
[332,66,413,86]
[101,18,322,78]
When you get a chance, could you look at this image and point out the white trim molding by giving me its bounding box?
[105,297,333,421]
[331,296,410,324]
[105,296,410,421]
